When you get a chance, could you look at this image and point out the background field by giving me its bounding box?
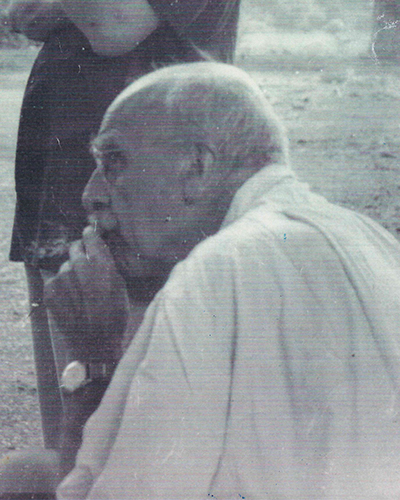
[0,0,399,453]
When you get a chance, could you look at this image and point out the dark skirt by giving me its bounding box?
[9,1,240,271]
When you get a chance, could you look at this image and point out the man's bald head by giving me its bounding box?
[85,63,290,277]
[99,62,289,173]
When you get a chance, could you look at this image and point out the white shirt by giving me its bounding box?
[58,164,400,499]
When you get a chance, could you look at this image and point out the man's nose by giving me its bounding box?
[83,168,118,232]
[82,167,111,214]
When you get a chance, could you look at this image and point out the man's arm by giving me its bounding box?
[44,226,133,364]
[44,227,132,474]
[6,0,67,41]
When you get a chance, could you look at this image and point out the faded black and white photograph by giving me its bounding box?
[0,0,399,498]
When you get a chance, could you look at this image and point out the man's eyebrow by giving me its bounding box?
[90,135,121,159]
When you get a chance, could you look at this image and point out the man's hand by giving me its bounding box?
[44,226,130,363]
[6,0,66,41]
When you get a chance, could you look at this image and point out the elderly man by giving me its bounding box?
[4,62,400,499]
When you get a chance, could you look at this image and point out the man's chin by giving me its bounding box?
[101,230,170,302]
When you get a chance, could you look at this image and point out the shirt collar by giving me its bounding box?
[222,163,296,228]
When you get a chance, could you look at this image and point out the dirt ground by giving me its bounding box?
[0,33,399,455]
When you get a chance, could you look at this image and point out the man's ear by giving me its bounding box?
[181,143,216,206]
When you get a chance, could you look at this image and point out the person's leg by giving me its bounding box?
[25,264,63,450]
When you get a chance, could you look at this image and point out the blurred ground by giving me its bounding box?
[0,0,399,454]
[0,47,43,453]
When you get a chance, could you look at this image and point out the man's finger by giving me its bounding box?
[81,226,118,272]
[68,231,114,271]
[69,239,86,263]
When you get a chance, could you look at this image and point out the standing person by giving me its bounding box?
[7,0,241,451]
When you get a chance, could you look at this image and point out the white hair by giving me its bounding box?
[101,62,289,170]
